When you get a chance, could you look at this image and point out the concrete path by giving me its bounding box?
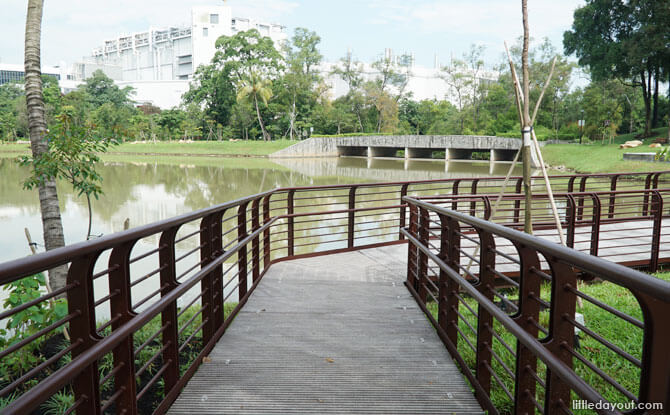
[168,245,483,414]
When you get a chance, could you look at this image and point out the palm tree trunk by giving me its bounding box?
[25,0,68,291]
[254,95,269,141]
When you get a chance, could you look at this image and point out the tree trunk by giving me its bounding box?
[521,0,533,235]
[25,0,68,291]
[652,66,659,129]
[641,70,652,137]
[254,95,269,141]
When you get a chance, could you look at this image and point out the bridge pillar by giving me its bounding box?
[368,146,398,158]
[406,147,432,159]
[448,148,472,161]
[337,146,368,157]
[491,148,517,162]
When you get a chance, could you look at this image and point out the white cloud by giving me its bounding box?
[367,0,582,43]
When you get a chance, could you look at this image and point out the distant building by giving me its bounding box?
[318,49,498,103]
[0,63,79,93]
[88,5,286,82]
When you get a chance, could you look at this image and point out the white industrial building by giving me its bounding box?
[89,5,286,82]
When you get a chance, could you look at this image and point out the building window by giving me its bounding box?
[203,27,208,37]
[210,14,219,24]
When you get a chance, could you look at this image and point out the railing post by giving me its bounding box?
[608,175,619,219]
[399,183,409,240]
[108,241,139,415]
[67,254,102,415]
[650,191,662,272]
[511,243,542,415]
[287,190,295,257]
[470,180,479,216]
[577,176,587,220]
[565,195,576,249]
[643,173,653,216]
[200,212,223,344]
[474,228,496,398]
[514,178,522,224]
[482,196,492,221]
[237,202,249,300]
[251,199,261,283]
[348,186,358,248]
[406,203,419,290]
[441,215,461,348]
[589,194,601,257]
[452,179,461,211]
[263,195,271,267]
[159,227,180,399]
[543,261,578,415]
[634,291,670,413]
[566,176,577,193]
[417,207,430,303]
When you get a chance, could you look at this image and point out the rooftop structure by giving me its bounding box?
[89,5,287,82]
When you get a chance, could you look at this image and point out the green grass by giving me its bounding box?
[542,127,669,173]
[0,140,298,157]
[425,272,670,414]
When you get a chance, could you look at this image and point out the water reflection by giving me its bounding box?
[0,154,524,320]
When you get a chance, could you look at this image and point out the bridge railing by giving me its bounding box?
[0,191,275,415]
[402,196,670,415]
[0,170,669,414]
[416,188,670,272]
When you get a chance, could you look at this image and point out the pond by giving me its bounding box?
[0,154,524,319]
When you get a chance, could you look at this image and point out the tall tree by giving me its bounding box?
[184,29,282,137]
[237,72,273,141]
[24,0,68,290]
[331,52,366,131]
[281,28,324,139]
[564,0,669,137]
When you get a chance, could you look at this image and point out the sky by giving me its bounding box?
[0,0,585,70]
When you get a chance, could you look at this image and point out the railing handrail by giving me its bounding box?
[2,170,670,414]
[1,215,279,415]
[270,170,670,193]
[0,190,274,284]
[400,228,614,412]
[3,170,668,284]
[416,187,670,199]
[403,196,670,300]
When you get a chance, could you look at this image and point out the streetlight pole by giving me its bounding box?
[580,109,584,144]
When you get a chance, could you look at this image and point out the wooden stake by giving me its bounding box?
[25,228,70,340]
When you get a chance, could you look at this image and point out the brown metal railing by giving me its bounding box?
[403,196,670,415]
[0,170,669,415]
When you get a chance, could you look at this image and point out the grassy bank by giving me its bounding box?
[427,271,670,413]
[542,127,670,173]
[0,139,298,157]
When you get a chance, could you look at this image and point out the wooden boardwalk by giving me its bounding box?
[168,245,483,414]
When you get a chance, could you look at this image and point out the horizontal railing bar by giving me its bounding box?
[0,338,83,398]
[0,282,77,321]
[0,312,80,360]
[0,191,274,283]
[404,197,670,300]
[1,216,278,415]
[401,228,610,406]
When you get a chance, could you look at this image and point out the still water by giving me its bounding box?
[0,154,523,320]
[0,155,522,264]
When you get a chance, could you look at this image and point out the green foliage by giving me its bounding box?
[82,70,134,108]
[0,273,67,375]
[564,0,670,135]
[41,391,75,415]
[19,111,117,200]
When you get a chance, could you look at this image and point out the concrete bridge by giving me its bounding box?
[270,135,542,167]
